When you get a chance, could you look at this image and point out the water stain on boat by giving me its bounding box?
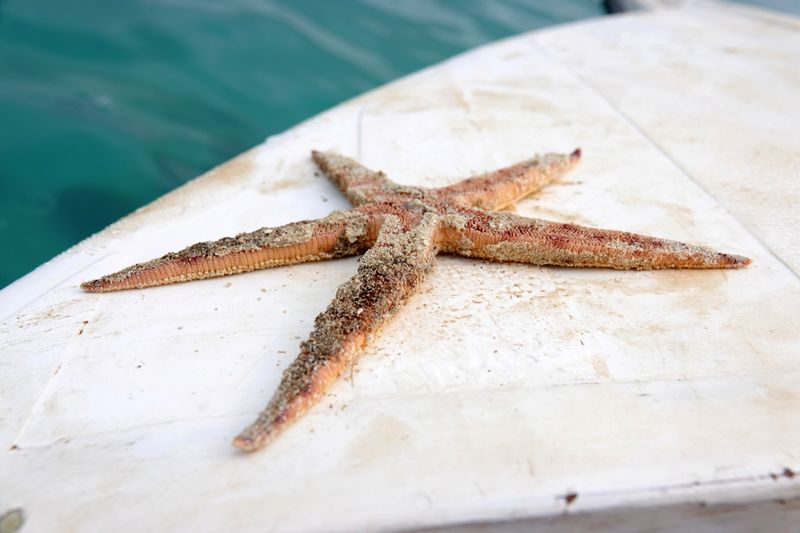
[258,160,315,194]
[501,50,525,61]
[469,88,559,115]
[361,77,465,114]
[590,355,610,379]
[619,269,729,297]
[657,269,728,292]
[345,414,410,468]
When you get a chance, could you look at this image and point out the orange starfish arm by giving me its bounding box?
[436,149,581,210]
[80,209,377,292]
[233,213,438,451]
[312,150,395,206]
[441,210,750,269]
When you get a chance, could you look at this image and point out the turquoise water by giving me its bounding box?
[0,0,608,288]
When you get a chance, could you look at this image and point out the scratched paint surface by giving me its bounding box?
[1,3,799,532]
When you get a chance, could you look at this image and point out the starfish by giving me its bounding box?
[81,149,750,452]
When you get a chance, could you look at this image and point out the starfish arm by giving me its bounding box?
[80,209,377,292]
[312,150,395,206]
[233,213,439,452]
[441,210,751,269]
[435,149,581,210]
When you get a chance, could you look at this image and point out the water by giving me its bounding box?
[0,0,611,288]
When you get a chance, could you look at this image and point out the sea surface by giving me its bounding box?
[0,0,793,288]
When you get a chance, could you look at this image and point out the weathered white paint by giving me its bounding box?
[1,1,798,531]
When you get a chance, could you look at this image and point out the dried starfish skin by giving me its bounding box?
[436,149,582,210]
[440,209,747,269]
[80,210,378,292]
[234,214,438,451]
[81,149,750,452]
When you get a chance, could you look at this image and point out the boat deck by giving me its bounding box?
[2,1,799,531]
